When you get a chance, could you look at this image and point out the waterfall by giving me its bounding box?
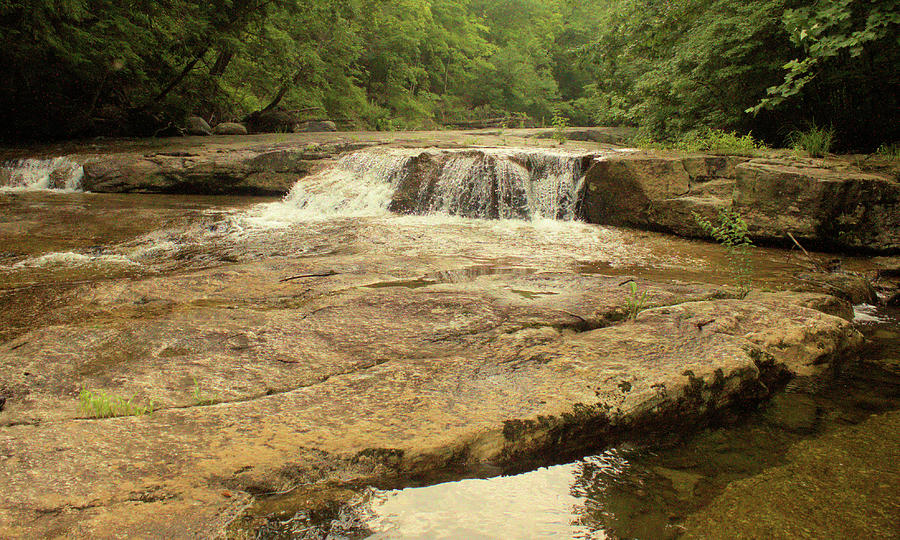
[398,149,586,220]
[263,147,588,223]
[0,157,84,192]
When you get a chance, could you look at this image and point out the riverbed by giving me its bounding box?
[0,146,897,539]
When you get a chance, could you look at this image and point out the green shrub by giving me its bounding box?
[678,129,766,156]
[693,208,755,296]
[629,129,766,156]
[786,125,835,157]
[551,108,569,144]
[875,142,900,160]
[78,388,155,418]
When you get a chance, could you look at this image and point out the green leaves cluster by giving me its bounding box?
[580,0,898,151]
[694,209,755,296]
[0,0,598,139]
[1,0,895,148]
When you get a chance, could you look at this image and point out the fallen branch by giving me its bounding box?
[787,232,829,273]
[279,270,338,282]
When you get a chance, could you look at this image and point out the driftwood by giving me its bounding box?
[787,232,830,273]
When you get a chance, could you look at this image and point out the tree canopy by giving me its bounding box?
[0,0,896,150]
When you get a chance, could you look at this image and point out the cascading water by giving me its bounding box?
[0,157,84,192]
[253,147,589,225]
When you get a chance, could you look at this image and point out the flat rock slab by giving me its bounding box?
[0,261,861,537]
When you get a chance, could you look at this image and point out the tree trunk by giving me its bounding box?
[155,47,210,102]
[209,50,234,77]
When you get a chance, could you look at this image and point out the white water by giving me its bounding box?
[240,147,590,229]
[0,157,84,192]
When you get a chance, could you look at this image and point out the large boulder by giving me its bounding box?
[581,154,900,253]
[185,116,212,136]
[211,122,248,136]
[243,108,299,133]
[297,120,337,133]
[734,158,900,252]
[582,155,739,236]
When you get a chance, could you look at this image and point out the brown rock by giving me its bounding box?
[211,122,248,136]
[734,158,900,252]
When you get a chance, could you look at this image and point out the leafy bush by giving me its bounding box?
[629,129,766,156]
[677,129,766,156]
[694,208,755,296]
[551,109,569,144]
[787,125,835,157]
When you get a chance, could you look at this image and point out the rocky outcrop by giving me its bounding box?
[582,154,746,237]
[582,154,900,253]
[81,142,374,195]
[530,126,637,145]
[297,120,337,132]
[185,116,212,136]
[211,122,248,135]
[734,159,900,252]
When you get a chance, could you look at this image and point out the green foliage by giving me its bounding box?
[551,108,569,144]
[875,142,900,160]
[787,124,835,157]
[751,0,899,113]
[693,208,755,296]
[78,388,155,418]
[623,281,649,321]
[677,129,767,156]
[0,0,895,148]
[631,129,766,156]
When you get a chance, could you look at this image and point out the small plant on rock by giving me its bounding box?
[192,377,220,406]
[623,280,649,321]
[693,208,755,297]
[786,124,835,157]
[78,388,155,418]
[551,108,568,145]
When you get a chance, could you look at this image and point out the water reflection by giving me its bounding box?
[257,308,899,540]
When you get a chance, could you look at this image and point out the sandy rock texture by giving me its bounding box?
[0,257,862,538]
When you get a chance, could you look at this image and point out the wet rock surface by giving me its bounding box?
[0,245,863,537]
[9,129,897,252]
[80,141,377,195]
[0,137,895,536]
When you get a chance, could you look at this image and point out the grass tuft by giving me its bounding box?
[875,142,900,160]
[78,388,155,418]
[786,124,835,157]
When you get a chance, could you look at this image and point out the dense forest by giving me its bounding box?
[1,0,897,150]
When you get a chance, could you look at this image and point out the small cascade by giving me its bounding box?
[247,146,589,226]
[394,148,588,220]
[278,149,415,217]
[0,157,84,192]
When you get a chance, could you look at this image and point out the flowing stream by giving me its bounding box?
[1,148,898,539]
